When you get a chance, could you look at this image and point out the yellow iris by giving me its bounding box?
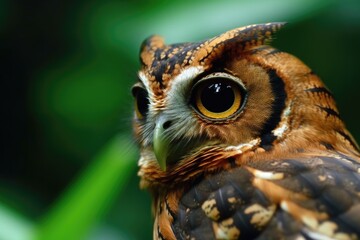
[194,79,243,120]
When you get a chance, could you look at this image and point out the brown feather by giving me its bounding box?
[133,23,360,239]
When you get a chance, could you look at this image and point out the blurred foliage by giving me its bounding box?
[0,0,359,239]
[36,136,137,240]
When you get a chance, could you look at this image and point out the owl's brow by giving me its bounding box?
[132,82,144,89]
[137,71,152,94]
[170,66,204,86]
[165,66,204,101]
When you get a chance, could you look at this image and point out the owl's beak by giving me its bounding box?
[153,116,170,171]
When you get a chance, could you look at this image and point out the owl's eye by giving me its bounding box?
[191,73,246,120]
[132,87,149,119]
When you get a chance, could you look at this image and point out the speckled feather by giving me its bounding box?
[171,153,360,240]
[134,23,360,240]
[140,23,283,90]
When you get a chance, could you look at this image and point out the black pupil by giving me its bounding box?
[136,89,149,116]
[201,81,235,113]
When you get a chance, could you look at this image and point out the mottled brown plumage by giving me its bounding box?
[132,23,360,239]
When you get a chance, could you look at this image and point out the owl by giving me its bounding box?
[132,23,360,239]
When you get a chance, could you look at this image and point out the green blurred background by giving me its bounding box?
[1,0,359,239]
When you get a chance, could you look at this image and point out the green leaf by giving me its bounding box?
[0,203,34,240]
[35,135,137,240]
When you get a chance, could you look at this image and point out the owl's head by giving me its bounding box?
[132,23,358,187]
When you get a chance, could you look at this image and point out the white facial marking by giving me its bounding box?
[138,71,152,93]
[166,66,204,101]
[273,104,292,137]
[273,124,288,137]
[224,139,260,153]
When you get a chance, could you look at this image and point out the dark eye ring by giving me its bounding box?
[132,86,149,119]
[190,73,246,120]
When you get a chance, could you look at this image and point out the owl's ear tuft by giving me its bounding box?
[140,35,165,67]
[261,22,287,45]
[192,22,286,67]
[225,22,287,47]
